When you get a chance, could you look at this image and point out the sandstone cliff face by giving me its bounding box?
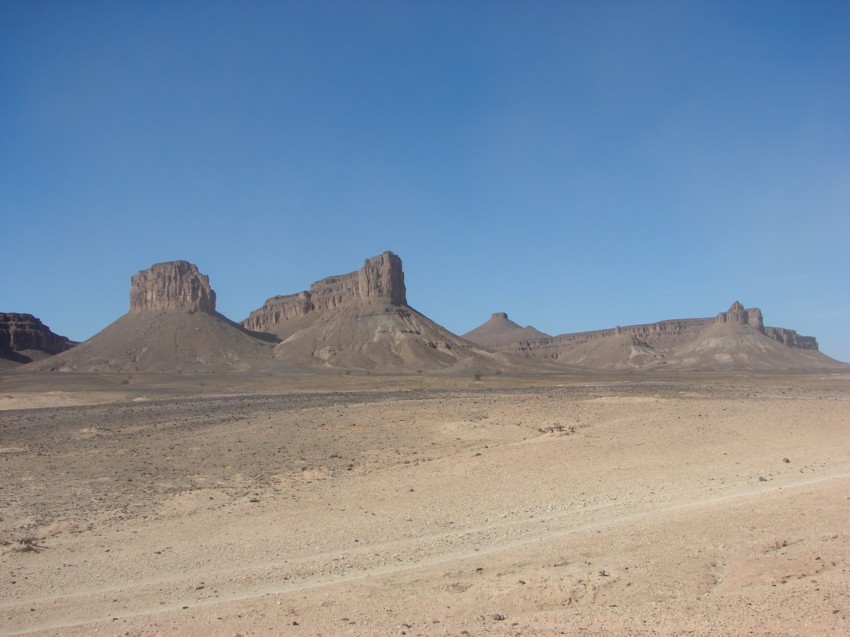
[130,261,216,313]
[764,327,818,350]
[243,251,406,333]
[0,313,75,362]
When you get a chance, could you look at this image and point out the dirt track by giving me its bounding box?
[1,372,848,635]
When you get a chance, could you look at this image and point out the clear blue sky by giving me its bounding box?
[2,1,849,362]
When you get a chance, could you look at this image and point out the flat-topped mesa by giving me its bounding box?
[129,261,216,314]
[481,300,824,364]
[310,251,407,310]
[714,301,817,349]
[0,313,75,356]
[243,251,406,333]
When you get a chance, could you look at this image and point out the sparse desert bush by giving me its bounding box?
[1,537,48,553]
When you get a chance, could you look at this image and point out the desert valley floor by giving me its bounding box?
[0,370,848,636]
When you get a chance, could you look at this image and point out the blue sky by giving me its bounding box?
[2,1,849,362]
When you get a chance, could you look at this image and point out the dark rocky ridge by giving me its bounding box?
[0,313,76,364]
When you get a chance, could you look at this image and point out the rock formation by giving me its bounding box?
[243,252,513,372]
[464,302,842,371]
[0,313,76,364]
[763,326,818,350]
[28,253,507,374]
[21,254,838,374]
[461,312,550,349]
[130,260,217,314]
[243,252,405,333]
[29,261,277,373]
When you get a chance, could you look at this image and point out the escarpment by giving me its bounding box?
[242,251,406,333]
[17,254,839,373]
[464,301,837,370]
[0,313,76,364]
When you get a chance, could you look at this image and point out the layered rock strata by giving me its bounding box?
[240,251,513,371]
[0,313,75,361]
[28,260,277,373]
[243,251,406,333]
[130,260,216,313]
[468,302,821,362]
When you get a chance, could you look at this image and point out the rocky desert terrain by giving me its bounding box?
[1,369,848,636]
[2,253,848,635]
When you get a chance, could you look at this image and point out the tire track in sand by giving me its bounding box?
[3,470,848,636]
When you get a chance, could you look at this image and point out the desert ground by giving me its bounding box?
[1,370,848,636]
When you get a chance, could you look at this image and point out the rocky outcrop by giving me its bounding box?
[29,261,276,373]
[28,251,507,373]
[464,301,831,370]
[502,316,715,360]
[243,251,406,333]
[130,261,216,314]
[764,327,818,350]
[715,301,764,329]
[0,313,75,363]
[712,301,816,349]
[239,251,512,371]
[462,312,550,348]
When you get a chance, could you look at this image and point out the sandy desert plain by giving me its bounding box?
[0,368,848,637]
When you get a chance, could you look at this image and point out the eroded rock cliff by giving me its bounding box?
[29,260,276,373]
[243,251,406,333]
[130,261,216,314]
[465,301,826,369]
[763,327,818,350]
[0,313,75,363]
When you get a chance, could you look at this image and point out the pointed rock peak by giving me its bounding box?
[130,260,217,314]
[463,311,550,348]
